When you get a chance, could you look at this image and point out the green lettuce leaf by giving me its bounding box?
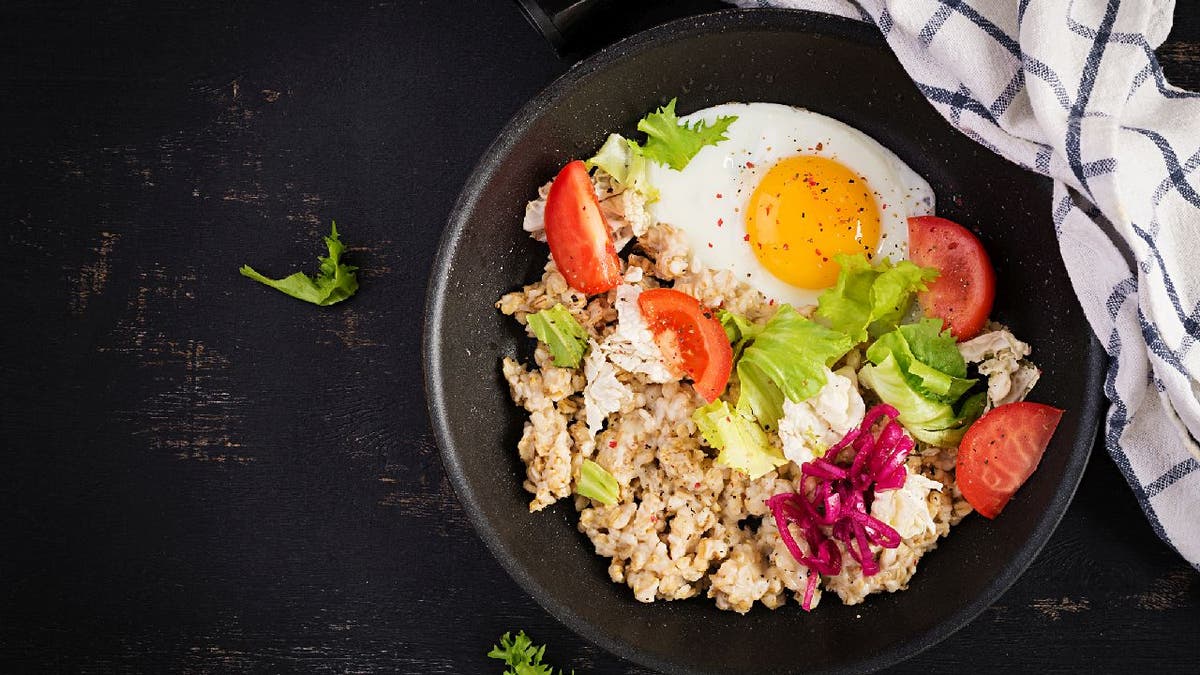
[814,253,875,341]
[861,317,980,445]
[906,359,976,401]
[576,460,619,505]
[585,133,659,201]
[736,361,786,433]
[735,305,853,429]
[857,335,984,449]
[525,304,589,368]
[816,253,938,343]
[870,260,939,333]
[912,391,986,448]
[693,400,787,479]
[899,319,967,378]
[636,98,737,171]
[857,354,972,446]
[866,319,975,404]
[240,221,359,306]
[717,309,764,361]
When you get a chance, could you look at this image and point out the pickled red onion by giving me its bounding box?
[767,404,911,611]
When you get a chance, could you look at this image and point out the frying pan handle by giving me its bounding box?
[514,0,620,55]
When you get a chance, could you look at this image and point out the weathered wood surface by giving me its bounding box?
[1,1,1197,672]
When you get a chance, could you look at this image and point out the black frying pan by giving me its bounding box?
[424,9,1103,674]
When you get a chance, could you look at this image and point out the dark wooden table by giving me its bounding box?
[3,1,1198,672]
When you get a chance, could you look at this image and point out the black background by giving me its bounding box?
[2,1,1198,672]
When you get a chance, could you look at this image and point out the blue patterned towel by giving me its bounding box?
[734,0,1200,566]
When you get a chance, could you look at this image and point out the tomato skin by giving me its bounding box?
[956,402,1064,518]
[543,160,622,295]
[908,216,996,341]
[637,288,733,403]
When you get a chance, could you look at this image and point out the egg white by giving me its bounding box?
[646,102,934,307]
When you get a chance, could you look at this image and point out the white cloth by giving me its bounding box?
[734,0,1200,567]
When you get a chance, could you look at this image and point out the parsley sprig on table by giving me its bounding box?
[240,221,359,305]
[488,631,571,675]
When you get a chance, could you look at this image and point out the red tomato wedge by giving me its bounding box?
[908,215,996,341]
[956,402,1064,518]
[543,160,622,295]
[637,289,733,403]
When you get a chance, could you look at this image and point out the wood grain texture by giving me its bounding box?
[1,1,1197,673]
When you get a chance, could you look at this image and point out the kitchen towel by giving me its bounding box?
[733,0,1200,566]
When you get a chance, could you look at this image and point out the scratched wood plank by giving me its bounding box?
[0,1,1197,673]
[1161,7,1200,92]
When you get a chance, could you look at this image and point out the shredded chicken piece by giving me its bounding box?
[870,468,944,540]
[599,184,651,250]
[522,180,552,242]
[599,284,677,384]
[639,222,692,280]
[958,328,1041,409]
[777,366,865,466]
[583,340,632,437]
[522,171,653,251]
[958,328,1030,362]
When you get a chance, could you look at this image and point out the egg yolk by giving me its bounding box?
[746,155,881,290]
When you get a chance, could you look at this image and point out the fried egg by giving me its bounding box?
[646,103,934,307]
